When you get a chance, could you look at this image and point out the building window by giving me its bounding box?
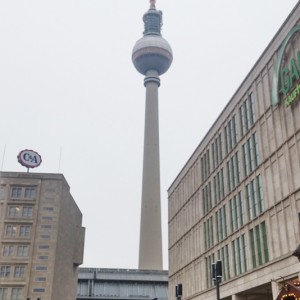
[11,187,22,198]
[212,134,223,170]
[38,245,49,250]
[35,277,46,281]
[224,115,237,154]
[24,187,36,198]
[8,206,20,217]
[22,206,33,217]
[43,207,54,211]
[10,186,36,199]
[217,245,230,281]
[14,266,25,278]
[19,225,31,237]
[232,234,247,276]
[250,221,269,268]
[227,152,241,192]
[216,205,227,242]
[0,266,11,278]
[17,246,28,257]
[205,254,215,288]
[201,149,211,181]
[246,175,264,220]
[0,288,8,300]
[35,266,47,271]
[40,235,50,239]
[41,225,52,229]
[2,245,14,257]
[33,288,45,293]
[5,225,17,237]
[11,288,22,300]
[42,216,53,221]
[203,182,212,214]
[240,93,256,136]
[229,191,244,233]
[242,132,260,176]
[204,216,214,250]
[213,168,225,204]
[38,256,48,260]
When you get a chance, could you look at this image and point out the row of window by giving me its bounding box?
[3,244,50,258]
[201,93,256,181]
[0,265,25,278]
[6,206,54,218]
[10,187,36,199]
[7,206,33,218]
[204,175,264,250]
[0,288,22,300]
[2,243,51,258]
[2,245,29,257]
[5,225,31,238]
[0,287,44,300]
[205,221,269,288]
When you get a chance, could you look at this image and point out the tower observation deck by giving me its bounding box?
[132,0,173,270]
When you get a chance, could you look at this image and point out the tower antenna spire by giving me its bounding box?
[150,0,156,9]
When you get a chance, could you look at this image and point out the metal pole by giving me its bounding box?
[216,277,220,300]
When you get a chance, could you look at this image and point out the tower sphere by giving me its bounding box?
[132,4,173,76]
[132,36,173,76]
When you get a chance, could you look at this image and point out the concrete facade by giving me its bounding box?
[77,268,168,300]
[168,3,300,300]
[0,171,85,300]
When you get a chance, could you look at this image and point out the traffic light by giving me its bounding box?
[175,284,182,298]
[212,260,222,283]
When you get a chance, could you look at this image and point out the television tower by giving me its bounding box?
[132,0,173,270]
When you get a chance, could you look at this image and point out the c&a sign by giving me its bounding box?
[272,24,300,107]
[17,149,42,169]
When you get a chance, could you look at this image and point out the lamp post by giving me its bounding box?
[212,261,222,300]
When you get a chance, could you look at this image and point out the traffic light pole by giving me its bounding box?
[216,276,220,300]
[212,260,222,300]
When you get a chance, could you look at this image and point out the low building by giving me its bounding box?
[168,2,300,300]
[0,171,85,300]
[77,268,168,300]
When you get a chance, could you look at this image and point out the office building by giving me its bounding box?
[0,171,85,300]
[168,2,300,300]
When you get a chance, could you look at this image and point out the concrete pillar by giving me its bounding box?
[271,280,280,300]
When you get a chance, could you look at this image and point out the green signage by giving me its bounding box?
[272,24,300,107]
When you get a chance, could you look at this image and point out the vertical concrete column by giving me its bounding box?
[232,294,245,300]
[271,280,279,300]
[138,70,163,270]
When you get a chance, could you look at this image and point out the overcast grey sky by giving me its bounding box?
[0,0,298,269]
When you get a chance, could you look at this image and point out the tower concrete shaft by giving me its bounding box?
[138,70,162,270]
[132,0,172,270]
